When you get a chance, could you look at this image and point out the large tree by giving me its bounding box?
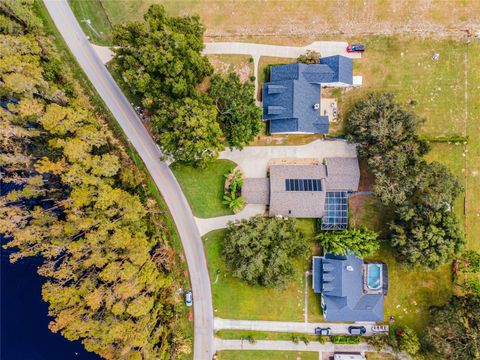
[208,72,263,149]
[152,97,223,165]
[424,295,480,360]
[112,4,212,107]
[413,161,464,210]
[390,203,465,269]
[0,3,188,358]
[315,227,379,257]
[222,216,308,287]
[345,92,430,205]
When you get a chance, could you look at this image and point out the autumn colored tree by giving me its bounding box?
[0,3,189,358]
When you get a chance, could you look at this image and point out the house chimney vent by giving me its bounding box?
[313,103,320,110]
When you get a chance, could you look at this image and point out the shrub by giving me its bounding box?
[331,336,361,344]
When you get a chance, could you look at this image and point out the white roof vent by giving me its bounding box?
[313,103,320,110]
[346,265,354,272]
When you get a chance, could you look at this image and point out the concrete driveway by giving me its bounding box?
[215,338,376,353]
[219,139,357,178]
[214,318,385,336]
[195,204,266,236]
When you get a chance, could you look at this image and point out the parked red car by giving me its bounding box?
[346,44,365,53]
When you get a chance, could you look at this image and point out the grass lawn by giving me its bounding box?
[67,0,113,45]
[170,160,236,218]
[350,195,453,333]
[204,219,317,321]
[215,330,321,342]
[217,350,318,360]
[465,40,480,251]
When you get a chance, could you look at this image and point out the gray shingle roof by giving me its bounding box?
[242,178,270,205]
[268,164,326,218]
[324,157,360,191]
[312,254,385,322]
[263,56,353,134]
[243,158,360,218]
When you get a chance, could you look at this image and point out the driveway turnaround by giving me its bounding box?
[43,1,214,359]
[214,338,375,353]
[214,318,385,336]
[220,139,358,178]
[195,204,265,236]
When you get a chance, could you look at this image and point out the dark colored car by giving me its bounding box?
[315,327,331,335]
[346,44,365,53]
[348,325,366,335]
[185,290,193,307]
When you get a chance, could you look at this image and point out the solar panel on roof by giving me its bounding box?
[285,179,322,192]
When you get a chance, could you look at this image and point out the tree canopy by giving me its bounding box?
[112,4,212,105]
[345,92,430,205]
[425,295,480,360]
[315,227,380,257]
[152,97,224,165]
[208,72,263,150]
[0,2,188,358]
[390,203,464,269]
[222,216,308,287]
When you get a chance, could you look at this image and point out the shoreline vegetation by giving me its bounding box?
[0,1,192,359]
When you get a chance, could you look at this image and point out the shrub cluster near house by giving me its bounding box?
[0,2,188,358]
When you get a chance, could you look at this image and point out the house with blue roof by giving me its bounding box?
[312,253,388,322]
[262,55,354,134]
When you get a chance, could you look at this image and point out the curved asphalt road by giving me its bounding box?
[42,1,214,359]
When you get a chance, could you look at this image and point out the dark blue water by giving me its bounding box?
[1,252,100,360]
[1,178,99,360]
[0,250,99,360]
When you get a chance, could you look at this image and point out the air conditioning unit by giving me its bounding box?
[313,103,320,110]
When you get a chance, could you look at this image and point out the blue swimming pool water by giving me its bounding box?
[367,264,382,290]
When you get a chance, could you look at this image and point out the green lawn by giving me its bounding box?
[216,330,320,342]
[204,219,317,321]
[68,0,113,45]
[170,160,236,218]
[217,350,318,360]
[340,37,468,138]
[465,40,480,251]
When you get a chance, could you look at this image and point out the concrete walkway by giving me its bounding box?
[214,338,374,353]
[195,204,265,236]
[220,139,357,178]
[214,318,383,336]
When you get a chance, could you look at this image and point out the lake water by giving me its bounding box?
[1,250,100,359]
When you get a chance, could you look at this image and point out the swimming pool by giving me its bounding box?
[366,263,382,290]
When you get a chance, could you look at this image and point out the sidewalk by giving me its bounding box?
[214,338,374,353]
[214,317,383,336]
